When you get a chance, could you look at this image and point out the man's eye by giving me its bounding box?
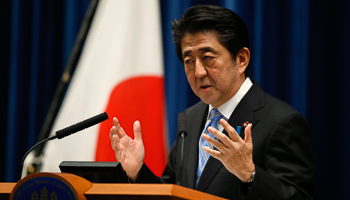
[185,59,193,64]
[203,56,211,60]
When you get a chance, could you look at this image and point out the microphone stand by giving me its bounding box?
[18,135,56,181]
[176,112,187,186]
[19,112,108,180]
[176,131,186,185]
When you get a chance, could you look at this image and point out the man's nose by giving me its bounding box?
[195,60,207,78]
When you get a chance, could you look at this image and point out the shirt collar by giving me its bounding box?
[208,77,253,120]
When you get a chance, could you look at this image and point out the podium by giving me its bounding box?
[1,172,227,200]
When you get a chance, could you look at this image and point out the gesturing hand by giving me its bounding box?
[202,119,255,182]
[109,117,145,182]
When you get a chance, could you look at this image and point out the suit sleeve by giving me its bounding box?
[242,112,316,200]
[135,140,178,184]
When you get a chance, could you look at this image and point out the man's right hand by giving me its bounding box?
[110,117,145,182]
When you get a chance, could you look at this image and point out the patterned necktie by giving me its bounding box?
[196,108,224,186]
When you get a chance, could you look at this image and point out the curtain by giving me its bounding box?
[3,0,91,181]
[1,0,349,199]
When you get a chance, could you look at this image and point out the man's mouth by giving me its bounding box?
[200,85,211,89]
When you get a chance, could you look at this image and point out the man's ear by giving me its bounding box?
[236,47,250,75]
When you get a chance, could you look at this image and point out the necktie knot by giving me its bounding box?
[207,108,224,132]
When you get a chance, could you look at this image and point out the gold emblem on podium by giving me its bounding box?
[30,186,59,200]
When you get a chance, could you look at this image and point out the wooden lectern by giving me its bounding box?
[0,172,227,200]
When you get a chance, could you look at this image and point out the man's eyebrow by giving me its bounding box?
[198,46,216,53]
[182,47,217,58]
[183,50,192,58]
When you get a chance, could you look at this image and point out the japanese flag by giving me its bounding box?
[40,0,167,177]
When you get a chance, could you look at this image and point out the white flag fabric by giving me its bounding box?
[40,0,167,177]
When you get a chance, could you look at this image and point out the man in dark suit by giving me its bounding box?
[110,5,316,200]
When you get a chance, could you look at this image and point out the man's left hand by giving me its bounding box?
[202,119,255,182]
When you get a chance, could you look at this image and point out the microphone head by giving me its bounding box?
[56,112,109,139]
[177,112,187,137]
[84,112,108,127]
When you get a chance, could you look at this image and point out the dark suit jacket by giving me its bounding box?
[135,81,316,200]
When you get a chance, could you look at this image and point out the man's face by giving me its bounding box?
[181,31,247,108]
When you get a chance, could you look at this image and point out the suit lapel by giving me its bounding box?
[196,81,264,192]
[186,102,208,189]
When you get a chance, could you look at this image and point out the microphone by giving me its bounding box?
[54,112,108,139]
[18,112,108,180]
[176,112,187,185]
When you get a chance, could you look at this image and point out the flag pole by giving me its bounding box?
[23,0,100,177]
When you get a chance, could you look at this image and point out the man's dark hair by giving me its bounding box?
[172,5,250,77]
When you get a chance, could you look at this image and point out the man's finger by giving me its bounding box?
[112,134,120,143]
[220,119,241,142]
[133,120,143,141]
[203,146,221,159]
[244,123,253,144]
[203,127,232,152]
[113,117,119,127]
[109,126,116,140]
[203,129,227,151]
[113,117,126,138]
[111,134,120,151]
